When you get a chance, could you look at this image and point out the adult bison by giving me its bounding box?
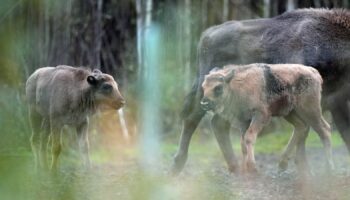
[171,8,350,174]
[26,65,125,170]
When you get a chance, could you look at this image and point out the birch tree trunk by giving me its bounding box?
[201,0,208,29]
[314,0,321,7]
[287,0,296,11]
[136,0,144,77]
[264,0,270,17]
[136,0,161,169]
[184,0,191,91]
[94,0,103,68]
[222,0,229,22]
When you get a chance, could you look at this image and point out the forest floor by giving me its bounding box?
[2,86,350,199]
[2,132,350,200]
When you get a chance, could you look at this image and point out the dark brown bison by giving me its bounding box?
[172,8,350,174]
[201,64,333,173]
[26,65,125,170]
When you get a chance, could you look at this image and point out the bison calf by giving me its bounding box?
[201,63,334,173]
[26,65,125,170]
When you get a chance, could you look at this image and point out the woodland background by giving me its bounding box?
[1,1,350,199]
[2,0,350,139]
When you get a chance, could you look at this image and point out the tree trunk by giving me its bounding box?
[94,0,103,68]
[136,0,161,168]
[184,0,191,91]
[201,0,208,29]
[287,0,296,11]
[314,0,321,7]
[136,0,144,77]
[264,0,270,17]
[222,0,229,22]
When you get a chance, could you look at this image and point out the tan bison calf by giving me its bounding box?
[201,63,334,173]
[26,65,125,170]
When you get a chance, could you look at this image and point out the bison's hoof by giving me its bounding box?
[278,160,288,172]
[326,161,335,172]
[170,153,188,176]
[246,162,258,174]
[169,166,181,176]
[228,164,239,174]
[170,161,184,176]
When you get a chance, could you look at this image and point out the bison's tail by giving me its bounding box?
[180,79,201,119]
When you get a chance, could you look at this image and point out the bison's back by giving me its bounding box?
[26,66,89,117]
[269,64,322,85]
[26,67,56,108]
[223,64,322,114]
[197,9,350,90]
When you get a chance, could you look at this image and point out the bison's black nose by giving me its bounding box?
[118,98,126,108]
[113,97,126,109]
[200,97,214,111]
[120,98,126,106]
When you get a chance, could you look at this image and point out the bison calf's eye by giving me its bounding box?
[87,75,97,85]
[214,85,223,97]
[101,84,113,94]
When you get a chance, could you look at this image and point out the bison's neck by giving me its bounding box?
[78,89,96,114]
[219,94,244,121]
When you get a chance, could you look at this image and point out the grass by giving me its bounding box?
[254,129,344,154]
[0,86,348,200]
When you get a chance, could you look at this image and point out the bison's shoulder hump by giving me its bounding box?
[326,9,350,30]
[55,65,91,80]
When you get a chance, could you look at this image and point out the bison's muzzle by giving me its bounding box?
[200,97,215,111]
[114,98,126,110]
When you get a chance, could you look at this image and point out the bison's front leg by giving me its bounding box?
[211,115,239,173]
[171,112,204,175]
[242,112,270,173]
[329,85,350,154]
[77,119,91,168]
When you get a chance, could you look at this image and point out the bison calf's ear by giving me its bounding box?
[210,67,221,73]
[87,75,97,85]
[92,69,102,74]
[224,70,234,83]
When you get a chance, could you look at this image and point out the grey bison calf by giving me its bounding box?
[201,63,334,173]
[26,65,125,170]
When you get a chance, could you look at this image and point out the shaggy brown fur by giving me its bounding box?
[325,9,350,29]
[201,63,333,173]
[26,65,125,170]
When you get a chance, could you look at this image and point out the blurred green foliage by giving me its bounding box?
[0,87,30,153]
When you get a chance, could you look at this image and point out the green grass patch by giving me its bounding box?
[254,129,344,154]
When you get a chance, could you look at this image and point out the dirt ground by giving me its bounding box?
[3,145,350,200]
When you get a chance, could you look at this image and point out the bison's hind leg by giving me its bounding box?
[38,118,50,170]
[280,111,310,173]
[29,109,49,170]
[299,108,334,172]
[50,123,63,171]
